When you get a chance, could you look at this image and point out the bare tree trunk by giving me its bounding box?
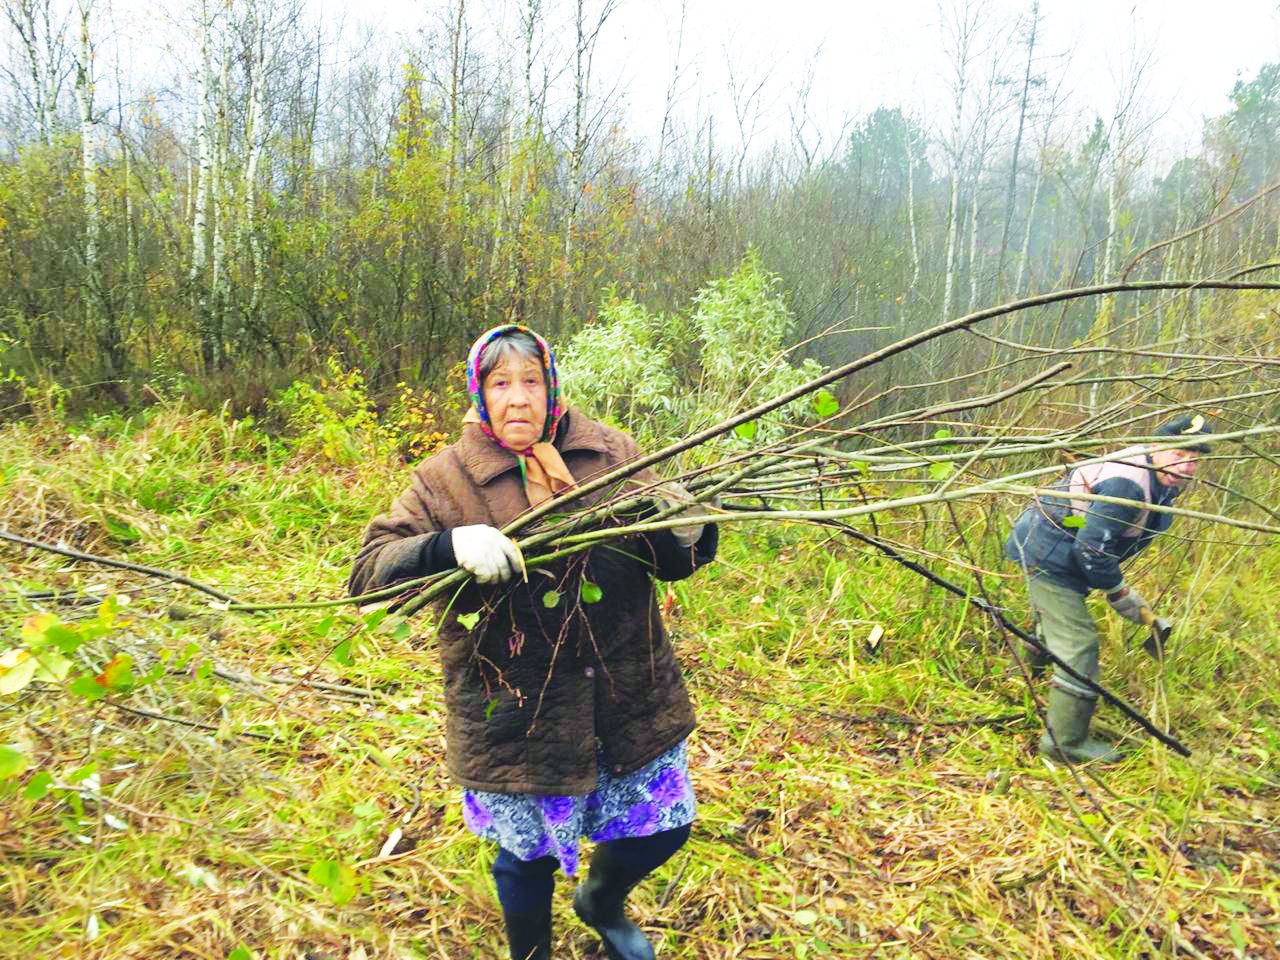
[1088,167,1121,412]
[654,0,686,181]
[191,0,213,370]
[4,0,63,147]
[967,183,981,311]
[241,3,268,327]
[939,0,981,328]
[74,0,105,366]
[210,32,230,367]
[996,0,1039,287]
[1015,153,1045,294]
[942,171,961,324]
[904,123,921,292]
[563,0,587,323]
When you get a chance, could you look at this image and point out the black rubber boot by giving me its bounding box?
[572,843,655,960]
[1038,686,1123,764]
[502,905,552,960]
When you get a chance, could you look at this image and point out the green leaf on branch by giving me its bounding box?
[1062,515,1086,529]
[331,638,353,666]
[0,649,38,695]
[933,428,953,439]
[734,421,758,442]
[0,745,28,779]
[70,673,107,702]
[456,611,480,630]
[542,590,561,609]
[23,770,53,800]
[44,624,82,655]
[27,651,71,683]
[227,948,255,960]
[813,390,839,418]
[581,582,603,604]
[928,461,954,481]
[21,613,57,645]
[307,859,358,905]
[97,655,135,692]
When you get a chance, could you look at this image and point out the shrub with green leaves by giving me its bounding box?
[271,355,447,465]
[559,250,829,449]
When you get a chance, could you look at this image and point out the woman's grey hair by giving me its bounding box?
[479,330,543,380]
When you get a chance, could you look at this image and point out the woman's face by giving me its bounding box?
[1150,447,1201,488]
[482,353,548,449]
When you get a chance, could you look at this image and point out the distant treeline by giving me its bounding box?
[1,0,1278,413]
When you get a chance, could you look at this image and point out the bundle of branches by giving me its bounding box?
[11,277,1280,758]
[235,276,1270,757]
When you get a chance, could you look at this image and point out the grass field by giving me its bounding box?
[2,405,1278,959]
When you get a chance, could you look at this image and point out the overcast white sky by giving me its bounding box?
[582,0,1280,162]
[93,0,1280,168]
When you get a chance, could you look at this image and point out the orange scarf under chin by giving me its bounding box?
[463,407,577,507]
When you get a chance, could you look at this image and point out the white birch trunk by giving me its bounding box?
[904,127,921,292]
[967,184,981,311]
[941,171,960,325]
[190,0,212,352]
[564,0,588,322]
[74,1,98,324]
[242,6,268,322]
[1089,166,1122,412]
[210,35,230,366]
[1015,156,1044,295]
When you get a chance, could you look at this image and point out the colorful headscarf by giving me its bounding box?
[463,324,575,506]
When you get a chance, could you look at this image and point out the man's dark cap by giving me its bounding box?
[1153,413,1213,452]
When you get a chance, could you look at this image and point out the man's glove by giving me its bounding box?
[452,525,524,584]
[1105,583,1151,624]
[653,481,715,548]
[1144,615,1173,659]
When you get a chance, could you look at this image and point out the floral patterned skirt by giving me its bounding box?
[461,740,696,876]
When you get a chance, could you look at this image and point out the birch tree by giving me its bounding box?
[190,0,214,369]
[562,0,620,323]
[937,0,986,328]
[1,0,69,148]
[72,0,110,367]
[995,0,1041,287]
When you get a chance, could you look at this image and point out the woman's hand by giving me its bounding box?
[654,482,716,548]
[452,525,524,583]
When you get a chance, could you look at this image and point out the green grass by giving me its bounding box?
[1,406,1278,958]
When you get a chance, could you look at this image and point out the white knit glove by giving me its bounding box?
[655,482,713,548]
[1105,583,1150,624]
[452,525,523,584]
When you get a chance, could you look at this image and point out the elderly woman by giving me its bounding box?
[348,324,717,960]
[1005,414,1213,764]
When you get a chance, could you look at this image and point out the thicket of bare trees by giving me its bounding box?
[1,0,1278,412]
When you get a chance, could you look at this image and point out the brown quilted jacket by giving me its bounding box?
[347,410,715,795]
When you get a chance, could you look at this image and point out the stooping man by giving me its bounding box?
[348,324,717,960]
[1004,414,1213,763]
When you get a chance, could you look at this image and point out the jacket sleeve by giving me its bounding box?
[606,427,719,582]
[645,523,719,582]
[347,470,457,597]
[1071,475,1145,592]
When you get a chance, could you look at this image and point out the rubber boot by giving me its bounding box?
[1038,687,1123,764]
[572,843,655,960]
[502,905,551,960]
